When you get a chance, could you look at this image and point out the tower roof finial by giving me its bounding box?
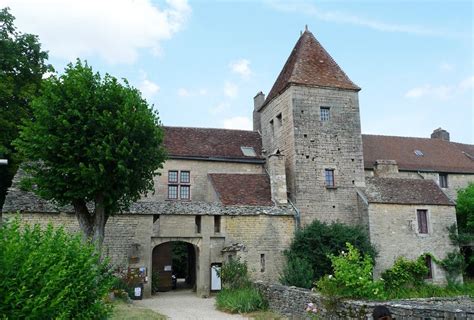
[305,24,308,31]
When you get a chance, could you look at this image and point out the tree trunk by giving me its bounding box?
[73,199,94,240]
[92,193,107,247]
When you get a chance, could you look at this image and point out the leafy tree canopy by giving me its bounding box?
[285,220,376,281]
[456,182,474,233]
[14,60,166,244]
[0,7,50,210]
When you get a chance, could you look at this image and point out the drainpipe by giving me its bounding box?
[288,198,301,232]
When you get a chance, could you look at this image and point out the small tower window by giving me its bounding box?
[195,216,201,234]
[325,169,335,187]
[214,215,221,233]
[439,173,448,188]
[320,107,330,121]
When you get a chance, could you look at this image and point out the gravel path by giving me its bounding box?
[135,290,247,320]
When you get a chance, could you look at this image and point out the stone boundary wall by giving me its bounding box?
[255,282,474,319]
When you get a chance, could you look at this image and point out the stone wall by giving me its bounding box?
[366,203,458,283]
[255,282,474,319]
[144,159,265,203]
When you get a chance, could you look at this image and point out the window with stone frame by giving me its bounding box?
[320,107,330,121]
[439,173,448,188]
[167,170,191,200]
[417,209,428,234]
[325,169,335,187]
[424,255,433,279]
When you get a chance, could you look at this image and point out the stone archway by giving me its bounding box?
[151,241,198,293]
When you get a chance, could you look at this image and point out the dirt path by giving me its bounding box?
[135,290,247,320]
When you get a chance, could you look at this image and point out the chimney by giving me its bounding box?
[431,128,450,141]
[267,152,287,205]
[374,160,399,178]
[253,91,265,132]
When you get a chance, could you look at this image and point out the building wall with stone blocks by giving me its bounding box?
[224,215,295,282]
[293,86,364,225]
[142,159,264,203]
[366,203,458,283]
[365,169,474,201]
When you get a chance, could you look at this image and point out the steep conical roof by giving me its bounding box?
[263,30,360,108]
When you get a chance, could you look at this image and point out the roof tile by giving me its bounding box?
[209,173,273,206]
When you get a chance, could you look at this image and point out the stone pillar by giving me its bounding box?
[253,91,265,132]
[267,153,288,205]
[431,128,450,141]
[196,215,212,297]
[374,160,399,178]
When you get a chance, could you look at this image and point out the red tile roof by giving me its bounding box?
[209,173,273,206]
[262,30,360,108]
[362,135,474,173]
[363,177,454,206]
[163,126,263,161]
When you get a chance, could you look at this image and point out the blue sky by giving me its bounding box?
[3,0,473,143]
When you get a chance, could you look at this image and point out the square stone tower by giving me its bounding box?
[254,29,365,226]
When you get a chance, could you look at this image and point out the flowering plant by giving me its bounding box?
[305,302,320,319]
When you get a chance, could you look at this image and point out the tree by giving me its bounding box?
[14,60,166,245]
[456,182,474,233]
[284,220,376,281]
[0,8,50,210]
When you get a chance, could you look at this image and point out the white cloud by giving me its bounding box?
[230,59,252,78]
[139,79,160,100]
[209,102,229,115]
[267,1,462,38]
[404,76,473,100]
[440,63,454,72]
[177,87,207,97]
[4,0,191,64]
[224,81,238,98]
[222,116,252,130]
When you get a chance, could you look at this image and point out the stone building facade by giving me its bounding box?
[3,29,474,295]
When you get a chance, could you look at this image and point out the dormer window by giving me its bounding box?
[414,150,424,157]
[241,146,256,157]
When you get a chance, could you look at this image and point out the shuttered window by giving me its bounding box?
[417,209,428,234]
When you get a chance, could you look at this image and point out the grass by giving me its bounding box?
[245,311,288,319]
[109,300,167,320]
[215,287,268,314]
[384,279,474,300]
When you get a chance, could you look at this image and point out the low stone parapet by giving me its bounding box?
[255,282,474,319]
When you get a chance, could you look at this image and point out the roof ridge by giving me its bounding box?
[164,125,258,133]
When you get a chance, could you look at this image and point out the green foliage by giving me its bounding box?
[0,8,50,210]
[316,243,384,299]
[0,217,114,318]
[456,183,474,233]
[14,60,166,242]
[172,242,189,278]
[219,258,251,290]
[216,259,268,313]
[381,256,428,291]
[215,287,268,314]
[280,254,314,289]
[384,280,474,300]
[286,220,376,280]
[440,251,465,284]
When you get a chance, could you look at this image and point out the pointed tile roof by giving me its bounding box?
[262,30,360,108]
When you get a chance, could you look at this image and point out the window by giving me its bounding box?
[260,254,265,272]
[241,146,256,157]
[180,185,190,199]
[168,171,178,183]
[167,185,178,199]
[417,209,428,234]
[439,173,448,188]
[320,107,330,121]
[414,149,424,157]
[270,119,274,136]
[425,255,433,279]
[276,113,283,127]
[195,216,201,234]
[168,170,191,200]
[325,169,335,187]
[180,171,190,183]
[214,216,221,233]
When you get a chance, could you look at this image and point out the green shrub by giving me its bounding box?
[286,220,376,281]
[316,243,384,299]
[215,287,268,313]
[280,254,314,289]
[219,258,251,290]
[0,218,114,319]
[381,256,428,291]
[440,251,466,284]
